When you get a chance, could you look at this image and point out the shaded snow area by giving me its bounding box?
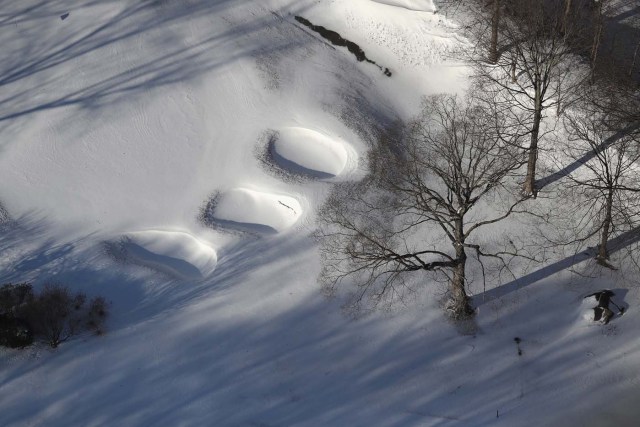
[1,0,640,426]
[120,231,218,279]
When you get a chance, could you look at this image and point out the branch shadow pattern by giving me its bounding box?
[0,0,311,127]
[2,234,635,427]
[535,123,640,190]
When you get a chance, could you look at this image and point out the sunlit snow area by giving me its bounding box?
[1,0,639,426]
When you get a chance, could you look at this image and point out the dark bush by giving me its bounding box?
[86,296,108,335]
[0,314,33,348]
[0,282,110,349]
[0,283,35,348]
[25,284,84,348]
[0,283,34,316]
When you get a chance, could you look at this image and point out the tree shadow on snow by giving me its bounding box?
[474,226,640,305]
[535,123,640,191]
[0,0,313,136]
[2,253,636,427]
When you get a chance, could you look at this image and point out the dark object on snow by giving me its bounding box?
[585,290,624,324]
[60,13,69,20]
[514,337,523,356]
[0,314,33,348]
[294,16,392,77]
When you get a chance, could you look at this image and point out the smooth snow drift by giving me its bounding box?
[122,230,217,279]
[273,127,352,177]
[211,188,302,233]
[369,0,436,12]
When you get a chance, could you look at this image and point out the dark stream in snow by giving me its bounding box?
[295,16,392,77]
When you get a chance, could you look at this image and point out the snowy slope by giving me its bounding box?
[1,0,639,426]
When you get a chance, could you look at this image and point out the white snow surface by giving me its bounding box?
[274,127,352,177]
[370,0,436,12]
[1,0,639,426]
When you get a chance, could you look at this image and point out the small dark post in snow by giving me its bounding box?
[514,337,522,356]
[60,13,69,20]
[497,409,499,418]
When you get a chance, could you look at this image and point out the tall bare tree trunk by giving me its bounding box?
[490,0,500,63]
[449,219,472,318]
[598,190,614,262]
[450,255,471,318]
[561,0,573,35]
[629,39,640,77]
[523,84,542,196]
[591,1,604,68]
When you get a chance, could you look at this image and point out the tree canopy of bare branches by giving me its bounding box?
[474,0,589,197]
[558,86,640,266]
[317,94,527,318]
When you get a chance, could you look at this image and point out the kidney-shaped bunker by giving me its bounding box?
[123,230,217,279]
[272,127,351,178]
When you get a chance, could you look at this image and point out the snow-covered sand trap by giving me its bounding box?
[369,0,436,12]
[122,231,217,279]
[212,188,302,233]
[272,127,352,178]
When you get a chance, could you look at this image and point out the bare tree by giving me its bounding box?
[317,94,527,318]
[489,0,502,63]
[629,38,640,78]
[475,0,588,196]
[561,0,573,35]
[590,73,640,127]
[24,283,109,348]
[558,91,640,266]
[589,0,616,70]
[590,0,604,67]
[26,284,86,348]
[457,0,506,64]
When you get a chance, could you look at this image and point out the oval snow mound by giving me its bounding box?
[124,231,217,279]
[274,128,349,177]
[213,188,302,233]
[370,0,436,12]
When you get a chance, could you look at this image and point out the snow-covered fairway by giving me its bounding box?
[1,0,639,425]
